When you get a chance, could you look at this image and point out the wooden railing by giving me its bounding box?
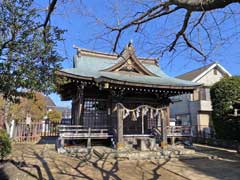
[167,126,192,137]
[58,125,112,139]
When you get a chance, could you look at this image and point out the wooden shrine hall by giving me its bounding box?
[56,42,200,150]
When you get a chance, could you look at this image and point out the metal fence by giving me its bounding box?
[191,125,215,139]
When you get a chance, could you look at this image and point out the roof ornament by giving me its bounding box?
[73,44,82,57]
[129,39,133,45]
[127,39,135,52]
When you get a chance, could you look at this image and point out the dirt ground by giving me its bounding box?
[1,142,240,180]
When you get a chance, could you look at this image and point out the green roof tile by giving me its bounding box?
[61,53,200,87]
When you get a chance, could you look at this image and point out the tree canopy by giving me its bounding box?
[0,0,64,101]
[0,93,47,122]
[211,77,240,141]
[48,109,62,123]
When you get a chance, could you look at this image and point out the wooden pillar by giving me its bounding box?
[166,106,170,126]
[87,128,91,148]
[171,136,175,146]
[107,93,112,129]
[72,86,84,125]
[76,86,84,125]
[117,107,124,150]
[71,101,75,125]
[141,112,144,134]
[60,138,65,148]
[160,109,168,148]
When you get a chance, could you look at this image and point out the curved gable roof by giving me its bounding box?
[57,43,200,88]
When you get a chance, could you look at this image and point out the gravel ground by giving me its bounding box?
[1,143,240,180]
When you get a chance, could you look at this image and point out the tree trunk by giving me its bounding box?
[3,100,10,134]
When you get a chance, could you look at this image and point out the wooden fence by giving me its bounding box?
[13,120,60,143]
[14,121,42,142]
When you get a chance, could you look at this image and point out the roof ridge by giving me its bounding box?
[80,48,118,59]
[74,46,158,65]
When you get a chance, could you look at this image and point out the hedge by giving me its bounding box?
[210,76,240,141]
[0,129,11,160]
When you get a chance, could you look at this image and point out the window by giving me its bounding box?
[199,88,211,101]
[214,68,218,75]
[83,98,108,128]
[176,114,190,126]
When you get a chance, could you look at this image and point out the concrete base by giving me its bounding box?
[124,136,159,151]
[58,145,195,162]
[112,148,195,160]
[58,146,90,155]
[56,136,195,160]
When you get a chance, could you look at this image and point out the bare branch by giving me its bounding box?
[43,0,58,29]
[200,23,213,46]
[169,10,192,52]
[79,0,240,60]
[170,0,240,11]
[182,33,206,59]
[210,12,223,40]
[190,12,206,34]
[111,6,180,52]
[113,30,122,52]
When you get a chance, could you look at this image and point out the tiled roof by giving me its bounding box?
[58,45,200,88]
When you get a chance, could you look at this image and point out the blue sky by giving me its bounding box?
[38,1,240,107]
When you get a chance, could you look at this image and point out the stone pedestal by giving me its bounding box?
[161,141,168,149]
[117,143,125,150]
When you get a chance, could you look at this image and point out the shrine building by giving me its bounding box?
[55,42,200,149]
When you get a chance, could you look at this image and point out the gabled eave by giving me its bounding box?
[102,43,157,76]
[55,70,93,81]
[192,63,232,82]
[95,76,201,90]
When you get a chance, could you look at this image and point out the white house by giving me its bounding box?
[170,62,231,136]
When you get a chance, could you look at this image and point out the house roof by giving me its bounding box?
[57,43,200,89]
[177,62,231,82]
[176,63,215,81]
[44,96,56,107]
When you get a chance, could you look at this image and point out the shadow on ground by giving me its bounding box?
[4,143,240,180]
[0,164,9,180]
[37,136,58,144]
[177,144,240,180]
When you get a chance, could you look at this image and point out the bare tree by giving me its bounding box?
[79,0,240,61]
